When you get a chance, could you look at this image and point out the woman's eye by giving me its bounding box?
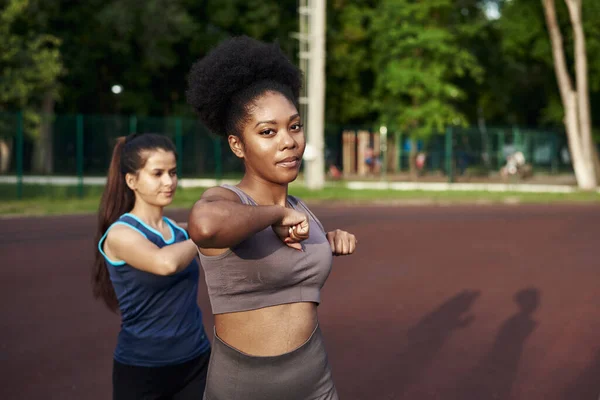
[169,171,177,177]
[291,123,304,131]
[260,129,274,135]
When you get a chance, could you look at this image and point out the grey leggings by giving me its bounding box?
[203,324,338,400]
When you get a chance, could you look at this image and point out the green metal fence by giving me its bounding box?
[0,112,250,199]
[0,111,576,200]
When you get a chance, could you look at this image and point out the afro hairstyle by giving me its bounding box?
[186,35,303,137]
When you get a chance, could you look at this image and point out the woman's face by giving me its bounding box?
[230,91,305,185]
[126,149,178,207]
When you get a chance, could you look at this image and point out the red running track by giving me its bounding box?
[1,204,599,400]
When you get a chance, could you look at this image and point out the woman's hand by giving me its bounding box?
[272,207,310,251]
[326,229,357,256]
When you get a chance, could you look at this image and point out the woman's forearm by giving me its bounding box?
[188,200,285,248]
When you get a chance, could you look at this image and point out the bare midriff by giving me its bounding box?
[214,301,318,356]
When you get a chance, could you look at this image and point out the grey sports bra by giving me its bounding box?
[198,184,333,315]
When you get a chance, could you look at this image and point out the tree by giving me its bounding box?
[0,0,62,110]
[33,0,298,116]
[493,0,558,126]
[0,0,63,173]
[35,0,200,115]
[369,0,483,174]
[326,1,377,125]
[370,0,482,136]
[542,0,597,189]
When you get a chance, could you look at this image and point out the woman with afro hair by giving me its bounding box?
[185,36,357,400]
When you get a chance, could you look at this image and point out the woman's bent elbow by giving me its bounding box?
[188,203,228,246]
[188,218,216,246]
[157,259,178,276]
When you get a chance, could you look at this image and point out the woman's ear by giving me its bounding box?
[228,134,245,159]
[125,172,137,191]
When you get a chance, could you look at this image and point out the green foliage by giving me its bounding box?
[208,0,281,39]
[326,1,376,124]
[581,0,600,92]
[97,0,196,71]
[369,0,483,136]
[491,0,600,127]
[1,0,597,140]
[0,0,63,141]
[499,1,551,63]
[27,0,298,116]
[0,0,63,110]
[325,0,599,136]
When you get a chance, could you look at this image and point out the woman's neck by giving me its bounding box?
[238,175,289,207]
[129,202,164,227]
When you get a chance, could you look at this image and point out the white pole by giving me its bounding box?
[304,0,326,190]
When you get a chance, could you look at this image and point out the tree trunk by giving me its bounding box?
[32,92,55,174]
[565,0,598,177]
[592,144,600,178]
[564,91,595,187]
[542,0,597,189]
[0,138,11,174]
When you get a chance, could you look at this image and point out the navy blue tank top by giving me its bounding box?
[98,213,210,367]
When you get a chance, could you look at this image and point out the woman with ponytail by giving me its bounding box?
[93,133,211,400]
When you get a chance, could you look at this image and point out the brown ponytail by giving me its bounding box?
[92,133,176,312]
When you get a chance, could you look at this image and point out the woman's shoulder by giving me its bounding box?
[101,222,149,262]
[105,220,149,242]
[198,184,244,203]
